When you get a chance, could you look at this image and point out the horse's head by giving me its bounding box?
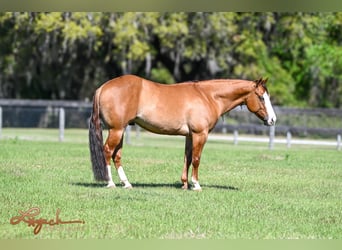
[245,78,276,126]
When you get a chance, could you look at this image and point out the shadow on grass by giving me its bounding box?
[204,184,239,191]
[132,182,238,191]
[72,182,238,191]
[72,182,105,188]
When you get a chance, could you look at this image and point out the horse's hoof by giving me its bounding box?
[192,182,202,191]
[123,183,133,189]
[192,187,202,191]
[106,183,116,188]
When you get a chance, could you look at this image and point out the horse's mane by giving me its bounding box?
[254,78,269,93]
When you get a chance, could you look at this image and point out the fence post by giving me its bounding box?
[59,108,65,142]
[125,125,131,145]
[0,106,2,139]
[233,130,238,145]
[269,125,275,150]
[337,134,341,151]
[136,125,141,140]
[286,131,292,148]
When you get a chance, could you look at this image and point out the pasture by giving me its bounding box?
[0,129,341,239]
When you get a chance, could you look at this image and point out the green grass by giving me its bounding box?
[0,129,341,239]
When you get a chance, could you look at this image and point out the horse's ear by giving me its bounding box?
[254,78,263,86]
[263,77,268,85]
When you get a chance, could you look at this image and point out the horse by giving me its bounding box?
[89,74,276,191]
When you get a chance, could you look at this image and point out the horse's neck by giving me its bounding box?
[200,80,254,116]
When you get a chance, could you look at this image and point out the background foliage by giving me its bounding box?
[0,12,341,108]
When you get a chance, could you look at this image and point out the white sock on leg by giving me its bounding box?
[106,165,116,188]
[117,166,132,189]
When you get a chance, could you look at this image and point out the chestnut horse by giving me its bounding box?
[89,74,276,191]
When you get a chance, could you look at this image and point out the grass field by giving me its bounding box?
[0,129,341,239]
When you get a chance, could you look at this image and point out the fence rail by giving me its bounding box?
[0,99,341,150]
[0,99,91,108]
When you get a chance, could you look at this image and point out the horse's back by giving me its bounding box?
[100,74,143,90]
[136,78,218,135]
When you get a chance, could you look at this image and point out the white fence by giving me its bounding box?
[0,99,90,142]
[0,99,341,150]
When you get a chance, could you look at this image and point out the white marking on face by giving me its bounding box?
[263,92,276,126]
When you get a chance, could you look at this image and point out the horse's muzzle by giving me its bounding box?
[264,117,276,126]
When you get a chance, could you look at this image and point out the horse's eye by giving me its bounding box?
[259,96,265,102]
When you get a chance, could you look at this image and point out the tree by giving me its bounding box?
[0,12,341,108]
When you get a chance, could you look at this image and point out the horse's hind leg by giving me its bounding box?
[103,129,116,188]
[112,132,132,189]
[104,128,132,189]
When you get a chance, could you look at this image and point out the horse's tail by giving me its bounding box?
[88,88,109,181]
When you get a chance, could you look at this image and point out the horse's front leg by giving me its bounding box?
[190,131,208,191]
[181,135,192,189]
